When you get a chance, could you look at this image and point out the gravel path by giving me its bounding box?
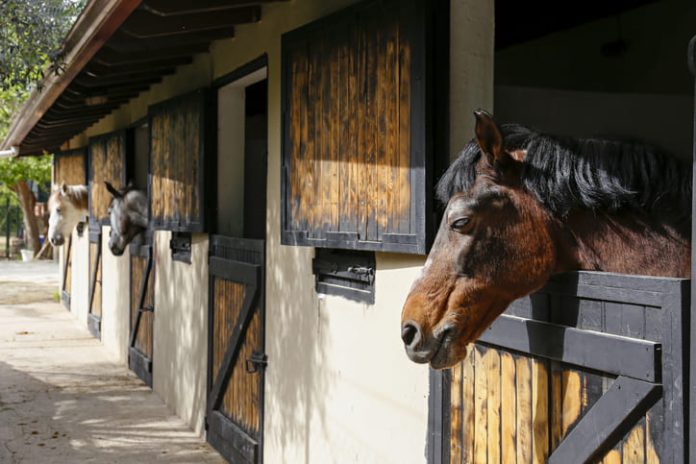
[0,265,225,463]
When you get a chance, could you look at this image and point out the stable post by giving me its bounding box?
[688,33,696,464]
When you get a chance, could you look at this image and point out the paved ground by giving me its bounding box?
[0,261,225,463]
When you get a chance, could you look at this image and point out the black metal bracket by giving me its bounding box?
[170,231,192,263]
[245,351,268,374]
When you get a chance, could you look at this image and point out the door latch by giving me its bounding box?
[245,351,268,373]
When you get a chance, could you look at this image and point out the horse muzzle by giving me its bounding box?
[401,321,458,369]
[50,235,65,247]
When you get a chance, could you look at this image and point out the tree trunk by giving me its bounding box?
[13,181,40,256]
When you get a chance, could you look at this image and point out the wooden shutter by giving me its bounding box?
[53,148,87,186]
[281,0,433,254]
[149,89,208,232]
[88,131,126,225]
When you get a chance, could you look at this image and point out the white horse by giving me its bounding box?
[48,183,88,247]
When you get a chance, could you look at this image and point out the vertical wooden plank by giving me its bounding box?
[602,450,622,464]
[462,345,475,464]
[291,50,306,231]
[364,19,377,242]
[561,370,583,437]
[487,349,501,464]
[501,352,517,464]
[550,364,563,451]
[622,420,646,464]
[373,15,388,240]
[356,23,367,240]
[397,28,411,234]
[516,355,532,464]
[474,347,488,463]
[337,39,352,234]
[531,359,548,464]
[328,36,340,233]
[645,413,659,464]
[384,18,398,237]
[450,362,463,464]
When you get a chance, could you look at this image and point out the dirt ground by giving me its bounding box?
[0,261,225,463]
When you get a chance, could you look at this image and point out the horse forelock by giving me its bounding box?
[50,185,88,212]
[437,124,692,224]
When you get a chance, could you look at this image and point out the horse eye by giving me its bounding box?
[56,207,61,214]
[450,217,470,231]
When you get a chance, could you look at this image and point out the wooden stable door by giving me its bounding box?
[129,242,155,387]
[87,226,102,338]
[207,236,266,464]
[436,272,687,464]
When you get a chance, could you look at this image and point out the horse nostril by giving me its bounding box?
[401,321,422,348]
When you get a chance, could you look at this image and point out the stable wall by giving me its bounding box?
[99,225,130,364]
[69,227,90,326]
[61,0,494,460]
[495,86,694,159]
[152,230,209,435]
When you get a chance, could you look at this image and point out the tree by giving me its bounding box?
[0,0,84,256]
[0,156,51,254]
[0,0,85,91]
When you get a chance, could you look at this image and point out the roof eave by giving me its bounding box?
[1,0,142,153]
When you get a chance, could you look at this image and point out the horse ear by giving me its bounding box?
[104,181,122,198]
[59,182,68,195]
[474,110,505,166]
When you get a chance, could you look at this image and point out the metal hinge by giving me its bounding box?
[347,265,374,277]
[245,351,268,374]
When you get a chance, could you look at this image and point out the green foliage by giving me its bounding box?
[0,155,52,193]
[0,0,85,90]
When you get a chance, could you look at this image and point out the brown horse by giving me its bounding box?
[401,111,691,369]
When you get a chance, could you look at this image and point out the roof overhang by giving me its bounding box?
[4,0,282,156]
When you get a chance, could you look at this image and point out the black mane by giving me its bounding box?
[437,124,692,222]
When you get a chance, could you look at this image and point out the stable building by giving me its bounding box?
[4,0,696,463]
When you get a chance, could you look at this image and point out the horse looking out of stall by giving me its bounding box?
[48,183,88,247]
[401,111,691,369]
[105,181,148,256]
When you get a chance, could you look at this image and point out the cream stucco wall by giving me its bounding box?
[61,0,494,461]
[100,225,130,364]
[70,227,90,326]
[152,231,209,435]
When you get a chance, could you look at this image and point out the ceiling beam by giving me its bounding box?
[121,7,259,38]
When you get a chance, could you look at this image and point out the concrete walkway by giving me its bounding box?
[0,262,225,463]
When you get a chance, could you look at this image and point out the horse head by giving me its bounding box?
[105,181,148,256]
[48,182,88,246]
[400,112,561,369]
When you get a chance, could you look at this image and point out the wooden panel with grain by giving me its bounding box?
[54,149,86,186]
[130,254,154,359]
[149,89,206,231]
[89,241,102,317]
[88,133,125,222]
[212,278,261,437]
[281,0,429,253]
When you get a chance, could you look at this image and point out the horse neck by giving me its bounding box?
[555,209,691,278]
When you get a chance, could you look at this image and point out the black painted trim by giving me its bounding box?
[548,377,660,464]
[128,346,153,388]
[478,314,661,382]
[212,54,268,90]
